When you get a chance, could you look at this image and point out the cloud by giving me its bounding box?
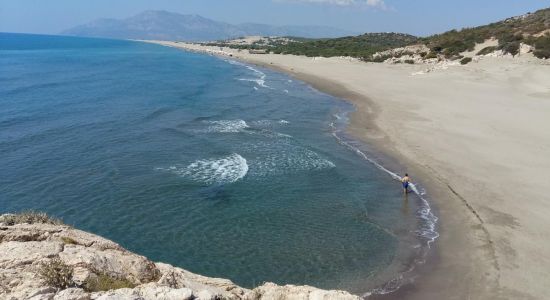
[281,0,387,8]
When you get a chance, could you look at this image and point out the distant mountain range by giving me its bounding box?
[61,10,357,41]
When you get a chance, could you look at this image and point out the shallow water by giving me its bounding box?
[0,33,428,293]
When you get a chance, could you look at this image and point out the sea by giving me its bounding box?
[0,33,437,295]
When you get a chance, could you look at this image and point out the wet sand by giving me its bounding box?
[147,41,550,300]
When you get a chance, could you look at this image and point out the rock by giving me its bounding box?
[28,293,56,300]
[519,43,534,55]
[197,289,217,300]
[0,241,62,266]
[54,288,91,300]
[138,283,193,300]
[59,245,159,285]
[72,266,93,286]
[0,215,362,300]
[254,283,360,300]
[91,288,140,300]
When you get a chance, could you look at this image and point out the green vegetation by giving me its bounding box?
[84,273,136,292]
[270,33,418,58]
[61,237,79,245]
[477,46,498,56]
[207,33,419,59]
[205,8,549,62]
[423,8,550,58]
[460,57,473,65]
[1,211,63,226]
[38,258,74,289]
[533,36,550,58]
[38,256,135,292]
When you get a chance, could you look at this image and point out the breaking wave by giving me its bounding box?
[158,154,248,185]
[244,141,336,177]
[203,120,249,133]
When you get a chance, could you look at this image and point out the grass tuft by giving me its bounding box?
[61,237,78,245]
[84,273,136,292]
[38,257,74,289]
[1,211,63,226]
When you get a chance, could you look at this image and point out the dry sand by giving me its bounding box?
[148,41,550,300]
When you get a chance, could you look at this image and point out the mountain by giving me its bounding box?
[61,10,357,41]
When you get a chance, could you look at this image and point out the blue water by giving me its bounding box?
[0,33,433,294]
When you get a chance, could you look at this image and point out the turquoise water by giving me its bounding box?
[0,33,435,294]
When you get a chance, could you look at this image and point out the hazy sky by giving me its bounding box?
[0,0,548,36]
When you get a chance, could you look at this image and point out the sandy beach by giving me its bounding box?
[148,41,550,300]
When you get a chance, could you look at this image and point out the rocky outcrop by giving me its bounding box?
[0,214,360,300]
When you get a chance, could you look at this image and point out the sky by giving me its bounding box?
[0,0,548,36]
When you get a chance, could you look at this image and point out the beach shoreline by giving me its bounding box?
[145,41,550,300]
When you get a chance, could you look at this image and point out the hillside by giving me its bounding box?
[61,10,356,41]
[209,8,550,62]
[420,7,550,59]
[206,33,419,58]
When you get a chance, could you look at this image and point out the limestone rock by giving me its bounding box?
[0,214,361,300]
[59,244,159,285]
[54,288,90,300]
[138,283,193,300]
[254,283,360,300]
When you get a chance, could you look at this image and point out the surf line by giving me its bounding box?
[329,109,439,297]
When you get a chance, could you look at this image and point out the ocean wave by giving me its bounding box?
[203,120,249,133]
[260,149,335,174]
[158,154,248,185]
[250,119,290,127]
[194,119,291,138]
[228,61,272,89]
[238,78,270,88]
[244,141,335,176]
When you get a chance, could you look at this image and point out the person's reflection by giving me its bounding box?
[401,193,409,215]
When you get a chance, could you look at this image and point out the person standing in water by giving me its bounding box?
[401,173,411,194]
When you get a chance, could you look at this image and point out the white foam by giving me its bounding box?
[238,78,270,88]
[329,111,439,297]
[251,119,290,127]
[329,117,438,245]
[244,141,335,176]
[234,64,273,89]
[159,154,248,185]
[204,120,249,133]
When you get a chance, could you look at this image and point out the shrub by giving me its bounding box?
[404,59,415,64]
[38,258,74,289]
[425,52,438,59]
[534,49,550,59]
[460,57,473,65]
[84,274,136,292]
[61,237,78,245]
[533,37,550,59]
[1,211,63,226]
[500,41,520,56]
[477,46,497,55]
